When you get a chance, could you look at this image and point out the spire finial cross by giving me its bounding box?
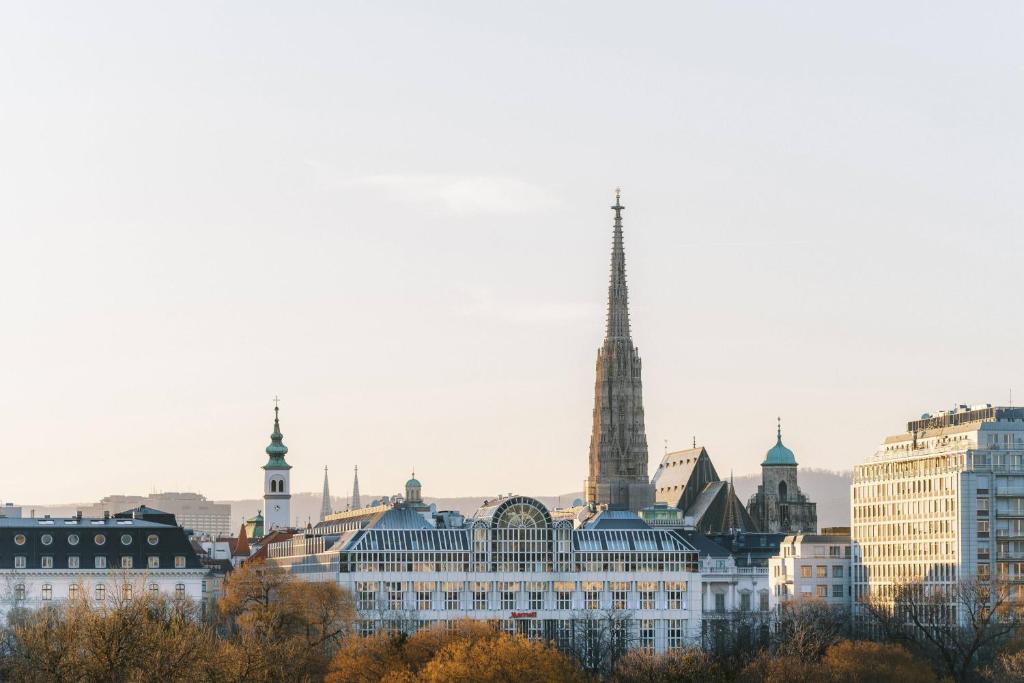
[777,416,782,441]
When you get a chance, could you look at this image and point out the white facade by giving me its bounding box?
[769,532,851,609]
[263,467,291,531]
[0,570,206,620]
[700,555,772,615]
[270,496,703,653]
[0,513,208,623]
[851,405,1024,619]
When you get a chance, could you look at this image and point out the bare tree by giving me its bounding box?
[861,578,1023,683]
[559,609,636,676]
[772,598,850,661]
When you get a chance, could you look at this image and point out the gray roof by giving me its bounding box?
[573,528,696,553]
[0,517,173,529]
[676,530,731,558]
[584,510,652,530]
[651,447,720,512]
[344,528,470,552]
[364,507,433,530]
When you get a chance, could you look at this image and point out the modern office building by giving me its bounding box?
[270,477,703,652]
[83,492,231,537]
[769,528,851,609]
[0,507,206,621]
[851,404,1024,617]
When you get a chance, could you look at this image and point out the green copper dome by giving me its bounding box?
[263,406,292,470]
[762,419,797,466]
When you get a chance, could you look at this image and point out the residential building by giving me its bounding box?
[585,190,655,513]
[851,404,1024,620]
[769,528,851,608]
[0,507,206,621]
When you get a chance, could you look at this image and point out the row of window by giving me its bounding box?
[781,564,845,579]
[355,580,690,612]
[10,555,188,569]
[12,582,189,601]
[12,533,161,547]
[781,584,848,598]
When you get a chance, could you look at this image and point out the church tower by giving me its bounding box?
[263,402,292,531]
[351,465,361,510]
[584,190,654,512]
[746,418,817,533]
[319,466,331,522]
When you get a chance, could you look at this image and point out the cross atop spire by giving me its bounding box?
[605,188,631,341]
[777,416,782,443]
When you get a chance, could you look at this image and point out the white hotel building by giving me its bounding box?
[270,479,703,652]
[852,405,1024,617]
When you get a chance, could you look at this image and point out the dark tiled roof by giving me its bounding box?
[0,516,205,570]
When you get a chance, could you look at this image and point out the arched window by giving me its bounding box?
[269,480,276,493]
[778,481,788,501]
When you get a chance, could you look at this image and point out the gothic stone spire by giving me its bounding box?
[351,465,361,510]
[584,190,654,512]
[319,466,331,522]
[606,188,631,341]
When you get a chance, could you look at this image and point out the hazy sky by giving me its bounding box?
[1,3,1022,505]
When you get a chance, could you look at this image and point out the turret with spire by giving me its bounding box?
[319,466,331,522]
[351,465,361,510]
[584,190,654,512]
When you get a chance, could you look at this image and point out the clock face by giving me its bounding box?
[274,505,281,511]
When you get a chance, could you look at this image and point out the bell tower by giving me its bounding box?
[263,398,292,531]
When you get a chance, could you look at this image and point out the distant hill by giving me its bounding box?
[21,469,851,532]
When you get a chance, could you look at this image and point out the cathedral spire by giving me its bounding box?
[319,466,331,522]
[585,190,653,512]
[605,188,631,341]
[351,465,361,510]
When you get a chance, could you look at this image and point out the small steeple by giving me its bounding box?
[405,469,422,504]
[352,465,361,510]
[762,416,798,466]
[605,188,632,341]
[319,466,331,522]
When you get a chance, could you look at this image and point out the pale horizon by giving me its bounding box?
[2,3,1022,505]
